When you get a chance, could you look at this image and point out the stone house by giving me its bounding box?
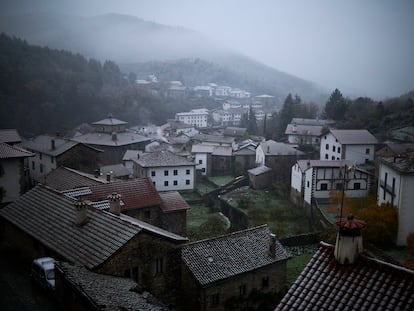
[377,156,414,245]
[233,141,258,173]
[72,115,151,165]
[319,129,378,164]
[22,134,101,183]
[132,150,196,192]
[181,225,290,311]
[191,144,233,177]
[248,166,272,189]
[0,185,187,306]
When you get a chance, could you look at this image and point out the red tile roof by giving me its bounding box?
[275,242,414,311]
[159,192,190,213]
[87,178,161,211]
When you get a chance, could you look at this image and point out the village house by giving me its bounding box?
[0,141,34,204]
[132,150,195,192]
[191,143,233,177]
[233,140,258,173]
[181,225,290,311]
[55,261,168,311]
[175,108,209,128]
[122,149,143,176]
[290,160,372,209]
[193,85,213,97]
[377,156,414,245]
[223,127,248,142]
[248,166,272,189]
[99,163,131,180]
[285,122,324,146]
[276,216,414,311]
[22,134,101,184]
[167,85,187,99]
[72,115,151,165]
[0,185,188,306]
[320,129,378,164]
[215,86,232,97]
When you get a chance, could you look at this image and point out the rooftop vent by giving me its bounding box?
[74,199,89,226]
[108,192,122,215]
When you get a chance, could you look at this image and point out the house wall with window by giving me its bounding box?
[134,165,195,192]
[95,231,183,307]
[195,152,208,176]
[0,158,26,203]
[180,261,286,311]
[377,158,414,245]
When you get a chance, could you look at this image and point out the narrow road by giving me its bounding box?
[0,253,58,311]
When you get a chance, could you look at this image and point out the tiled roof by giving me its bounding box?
[0,185,141,269]
[100,164,131,178]
[192,133,235,145]
[223,127,247,137]
[56,262,168,311]
[296,160,354,172]
[212,146,233,156]
[22,134,82,156]
[42,167,106,191]
[248,166,272,176]
[191,144,215,154]
[330,129,378,145]
[276,242,414,311]
[285,124,323,136]
[72,131,151,147]
[133,150,195,167]
[122,150,143,161]
[92,117,127,126]
[86,178,162,211]
[233,146,256,156]
[0,129,22,144]
[0,142,34,159]
[260,140,305,156]
[182,225,290,287]
[381,156,414,174]
[291,118,334,126]
[159,192,190,213]
[380,142,414,155]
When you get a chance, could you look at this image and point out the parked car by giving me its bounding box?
[30,257,55,290]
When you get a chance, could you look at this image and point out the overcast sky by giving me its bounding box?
[2,0,414,99]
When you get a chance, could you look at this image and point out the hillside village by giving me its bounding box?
[1,77,414,310]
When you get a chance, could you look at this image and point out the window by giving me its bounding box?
[173,180,178,186]
[39,153,42,160]
[155,258,163,274]
[354,183,361,190]
[320,183,328,191]
[307,181,310,188]
[151,171,156,177]
[164,170,169,176]
[338,147,341,153]
[262,276,269,288]
[331,156,335,160]
[173,169,178,176]
[199,159,203,164]
[202,168,206,173]
[32,161,35,170]
[239,284,247,297]
[332,146,336,152]
[40,163,44,173]
[164,181,169,187]
[186,179,190,185]
[325,144,329,150]
[186,169,190,175]
[211,293,220,305]
[153,181,156,187]
[325,154,328,159]
[365,148,370,155]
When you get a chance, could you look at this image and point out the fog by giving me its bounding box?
[1,0,413,99]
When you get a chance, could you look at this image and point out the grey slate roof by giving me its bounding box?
[42,167,106,191]
[260,140,305,156]
[181,225,290,287]
[0,185,141,269]
[72,131,151,147]
[92,117,127,126]
[285,123,323,136]
[134,150,195,167]
[248,166,272,176]
[56,262,168,311]
[275,242,414,311]
[223,127,247,137]
[291,118,334,126]
[0,129,22,144]
[0,142,34,159]
[296,159,355,172]
[100,164,131,178]
[381,156,414,174]
[330,129,378,145]
[192,133,235,145]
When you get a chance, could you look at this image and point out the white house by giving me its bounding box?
[285,123,324,146]
[132,150,195,192]
[291,160,371,207]
[191,143,233,176]
[175,108,209,128]
[377,157,414,245]
[320,129,377,164]
[215,86,232,97]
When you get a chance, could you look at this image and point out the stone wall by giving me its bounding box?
[161,210,187,237]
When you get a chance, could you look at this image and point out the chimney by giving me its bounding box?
[108,192,122,215]
[51,139,56,150]
[106,172,111,182]
[268,233,277,258]
[334,214,366,264]
[74,199,89,226]
[267,145,270,153]
[94,168,100,178]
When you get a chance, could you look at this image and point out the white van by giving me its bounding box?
[30,257,55,290]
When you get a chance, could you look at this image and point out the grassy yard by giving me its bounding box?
[195,180,217,195]
[220,188,314,238]
[208,175,234,187]
[187,203,215,228]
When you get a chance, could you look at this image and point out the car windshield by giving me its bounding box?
[46,269,55,280]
